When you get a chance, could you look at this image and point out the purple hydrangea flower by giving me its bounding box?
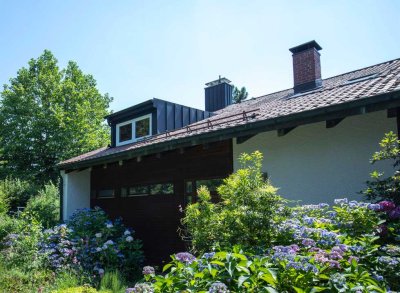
[334,198,348,205]
[142,266,155,275]
[368,203,381,211]
[389,206,400,219]
[208,281,229,293]
[175,252,196,264]
[301,238,316,247]
[378,201,396,212]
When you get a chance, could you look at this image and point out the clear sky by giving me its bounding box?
[1,0,399,112]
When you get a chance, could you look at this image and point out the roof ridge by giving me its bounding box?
[246,57,400,102]
[321,57,400,82]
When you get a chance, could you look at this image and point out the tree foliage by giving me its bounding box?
[232,86,248,104]
[364,131,400,205]
[182,151,286,253]
[0,50,112,184]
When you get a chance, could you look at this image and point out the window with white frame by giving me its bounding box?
[116,114,152,146]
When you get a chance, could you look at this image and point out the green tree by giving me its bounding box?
[182,151,285,253]
[364,131,400,204]
[0,50,112,184]
[232,86,248,104]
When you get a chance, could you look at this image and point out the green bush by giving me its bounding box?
[182,151,286,253]
[0,177,37,212]
[364,131,400,204]
[1,212,45,272]
[0,191,8,214]
[51,286,107,293]
[0,213,22,249]
[99,270,126,293]
[25,182,60,228]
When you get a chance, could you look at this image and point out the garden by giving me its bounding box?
[0,133,400,292]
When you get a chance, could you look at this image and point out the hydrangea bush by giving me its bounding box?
[127,199,399,292]
[40,207,144,280]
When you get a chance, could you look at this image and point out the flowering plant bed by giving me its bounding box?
[127,199,400,293]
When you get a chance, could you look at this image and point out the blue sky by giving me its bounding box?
[1,0,399,112]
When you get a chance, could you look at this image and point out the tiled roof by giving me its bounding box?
[59,58,400,168]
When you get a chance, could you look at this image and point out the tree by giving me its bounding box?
[182,151,286,253]
[0,50,112,184]
[363,131,400,205]
[232,86,248,104]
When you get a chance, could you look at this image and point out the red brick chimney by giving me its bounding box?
[289,40,322,93]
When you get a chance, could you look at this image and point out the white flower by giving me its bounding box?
[96,247,102,252]
[124,230,131,235]
[102,244,108,250]
[126,236,133,242]
[95,233,102,238]
[104,240,114,246]
[106,223,113,228]
[98,268,104,275]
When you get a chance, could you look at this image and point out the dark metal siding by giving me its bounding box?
[109,99,213,147]
[90,140,233,264]
[205,82,233,112]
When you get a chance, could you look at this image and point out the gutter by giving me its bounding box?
[59,90,400,170]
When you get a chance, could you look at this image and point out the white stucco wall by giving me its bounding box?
[61,169,91,220]
[233,110,397,204]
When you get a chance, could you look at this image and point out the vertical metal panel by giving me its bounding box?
[190,108,197,124]
[157,101,167,133]
[174,104,183,129]
[196,110,204,121]
[182,107,189,126]
[205,82,233,112]
[166,103,175,131]
[111,125,116,147]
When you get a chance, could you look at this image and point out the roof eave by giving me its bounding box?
[59,90,400,171]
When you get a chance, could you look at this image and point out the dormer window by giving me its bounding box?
[116,114,152,146]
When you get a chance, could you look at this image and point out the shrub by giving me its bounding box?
[51,286,106,293]
[41,207,144,281]
[0,213,22,247]
[0,177,37,212]
[364,131,400,205]
[182,151,286,253]
[0,191,8,215]
[1,212,45,272]
[25,181,60,228]
[99,270,126,293]
[139,199,399,292]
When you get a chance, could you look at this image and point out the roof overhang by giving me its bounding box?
[60,90,400,171]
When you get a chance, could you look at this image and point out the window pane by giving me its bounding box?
[149,183,174,195]
[185,181,193,194]
[98,189,114,198]
[119,123,132,142]
[196,178,223,192]
[121,188,127,197]
[128,185,149,196]
[135,117,150,138]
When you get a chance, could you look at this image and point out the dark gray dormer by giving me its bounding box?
[106,98,212,147]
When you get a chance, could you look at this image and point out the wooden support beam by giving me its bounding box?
[326,118,344,128]
[277,127,296,137]
[236,134,255,144]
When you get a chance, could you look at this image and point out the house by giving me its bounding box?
[59,41,400,263]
